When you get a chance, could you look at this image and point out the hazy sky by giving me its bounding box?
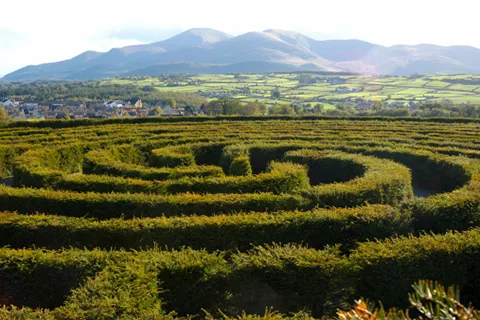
[1,0,478,75]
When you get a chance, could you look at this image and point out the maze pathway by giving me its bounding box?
[0,118,479,318]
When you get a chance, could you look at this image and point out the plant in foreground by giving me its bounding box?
[338,280,480,320]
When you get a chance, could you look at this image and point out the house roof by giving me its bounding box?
[106,100,125,104]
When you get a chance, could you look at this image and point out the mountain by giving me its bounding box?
[4,28,480,81]
[126,61,318,76]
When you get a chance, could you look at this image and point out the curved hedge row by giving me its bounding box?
[9,146,417,217]
[284,149,413,206]
[14,146,309,195]
[84,147,224,180]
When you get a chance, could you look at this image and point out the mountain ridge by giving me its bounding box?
[4,28,480,81]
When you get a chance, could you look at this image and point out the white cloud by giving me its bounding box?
[1,0,479,75]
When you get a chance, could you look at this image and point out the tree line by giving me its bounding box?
[199,99,480,118]
[0,81,206,107]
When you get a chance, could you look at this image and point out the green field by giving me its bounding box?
[0,117,480,318]
[101,74,480,110]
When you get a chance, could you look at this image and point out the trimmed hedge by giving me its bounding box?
[6,115,480,130]
[1,118,480,318]
[0,249,173,319]
[84,148,224,180]
[219,142,480,232]
[13,146,85,188]
[0,185,309,219]
[219,144,250,172]
[15,146,309,195]
[149,146,196,168]
[3,229,480,317]
[160,161,309,195]
[55,254,168,319]
[0,205,409,251]
[285,150,414,207]
[0,248,110,309]
[342,146,472,194]
[9,137,480,234]
[347,148,480,233]
[0,146,20,178]
[284,149,366,185]
[405,157,480,233]
[350,228,480,309]
[229,156,253,176]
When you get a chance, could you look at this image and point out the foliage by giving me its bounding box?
[271,104,296,115]
[0,117,479,318]
[338,280,480,320]
[150,146,196,168]
[203,99,244,115]
[229,156,253,176]
[0,105,10,123]
[0,205,408,251]
[239,101,267,116]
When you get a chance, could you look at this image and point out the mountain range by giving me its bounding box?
[4,28,480,81]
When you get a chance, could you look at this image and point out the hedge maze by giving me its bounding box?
[0,117,479,319]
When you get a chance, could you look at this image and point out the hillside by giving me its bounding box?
[4,28,480,81]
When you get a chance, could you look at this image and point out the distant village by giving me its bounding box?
[0,94,421,121]
[0,98,192,120]
[0,76,424,120]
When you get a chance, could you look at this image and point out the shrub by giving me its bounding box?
[220,144,250,172]
[349,228,480,309]
[0,248,109,309]
[149,146,196,168]
[338,280,480,320]
[229,156,253,176]
[0,146,20,178]
[56,255,169,320]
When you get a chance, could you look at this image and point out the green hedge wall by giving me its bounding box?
[2,229,480,318]
[0,205,408,251]
[84,148,224,180]
[285,150,414,207]
[149,146,196,168]
[0,185,309,219]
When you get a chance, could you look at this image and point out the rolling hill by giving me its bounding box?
[4,28,480,81]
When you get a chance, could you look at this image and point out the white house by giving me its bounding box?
[104,100,124,108]
[1,99,15,107]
